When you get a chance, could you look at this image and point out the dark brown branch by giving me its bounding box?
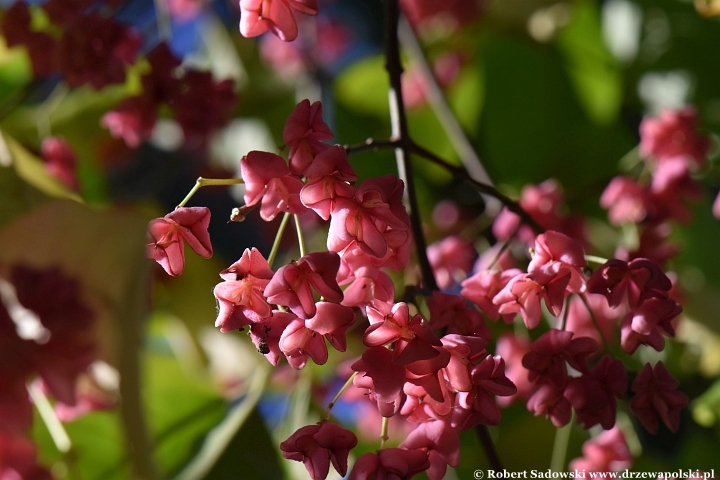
[344,138,401,155]
[476,425,504,473]
[383,0,437,292]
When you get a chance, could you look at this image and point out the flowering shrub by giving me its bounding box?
[2,0,720,479]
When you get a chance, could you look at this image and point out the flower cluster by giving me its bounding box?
[145,99,696,479]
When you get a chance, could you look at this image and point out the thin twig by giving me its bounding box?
[475,425,504,473]
[397,17,501,215]
[411,142,543,233]
[383,0,437,292]
[344,138,401,155]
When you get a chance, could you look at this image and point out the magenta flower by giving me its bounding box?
[300,145,357,220]
[639,106,709,168]
[278,318,329,369]
[213,248,275,332]
[564,355,627,430]
[440,334,487,393]
[280,420,357,480]
[349,448,430,480]
[240,150,305,221]
[630,362,688,433]
[264,251,343,318]
[58,14,141,90]
[427,292,491,339]
[283,99,334,175]
[240,0,320,42]
[586,258,672,310]
[147,207,213,276]
[649,157,704,223]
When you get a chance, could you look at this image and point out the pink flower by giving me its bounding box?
[101,96,158,148]
[300,145,357,220]
[461,268,521,322]
[427,292,492,340]
[264,251,343,318]
[528,231,586,293]
[565,294,618,346]
[363,302,443,365]
[522,329,598,388]
[283,99,334,175]
[600,177,649,226]
[248,311,295,365]
[427,235,476,289]
[328,175,410,259]
[451,355,517,429]
[280,420,357,480]
[349,448,430,480]
[620,297,681,354]
[569,427,632,472]
[351,346,407,417]
[495,334,533,406]
[240,151,306,221]
[615,223,680,268]
[147,207,213,276]
[213,248,275,332]
[526,382,572,427]
[57,14,141,89]
[493,270,570,329]
[399,419,459,480]
[639,106,709,168]
[240,0,320,42]
[649,157,704,223]
[40,136,80,191]
[564,355,627,430]
[630,362,688,433]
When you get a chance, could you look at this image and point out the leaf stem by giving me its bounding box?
[267,213,291,268]
[585,254,609,265]
[380,416,389,449]
[176,177,244,208]
[27,381,72,453]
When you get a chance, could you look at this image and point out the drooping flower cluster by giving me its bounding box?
[1,1,141,88]
[102,42,237,147]
[144,99,696,480]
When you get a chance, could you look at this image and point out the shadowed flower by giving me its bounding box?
[284,99,334,175]
[280,420,357,480]
[630,362,688,434]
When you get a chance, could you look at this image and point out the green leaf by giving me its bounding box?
[335,55,391,117]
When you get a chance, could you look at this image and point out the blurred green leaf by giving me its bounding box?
[335,55,391,117]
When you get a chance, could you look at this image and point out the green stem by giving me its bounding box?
[176,177,244,208]
[584,254,609,265]
[380,417,389,449]
[550,416,573,472]
[294,214,306,258]
[267,213,291,268]
[326,372,358,420]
